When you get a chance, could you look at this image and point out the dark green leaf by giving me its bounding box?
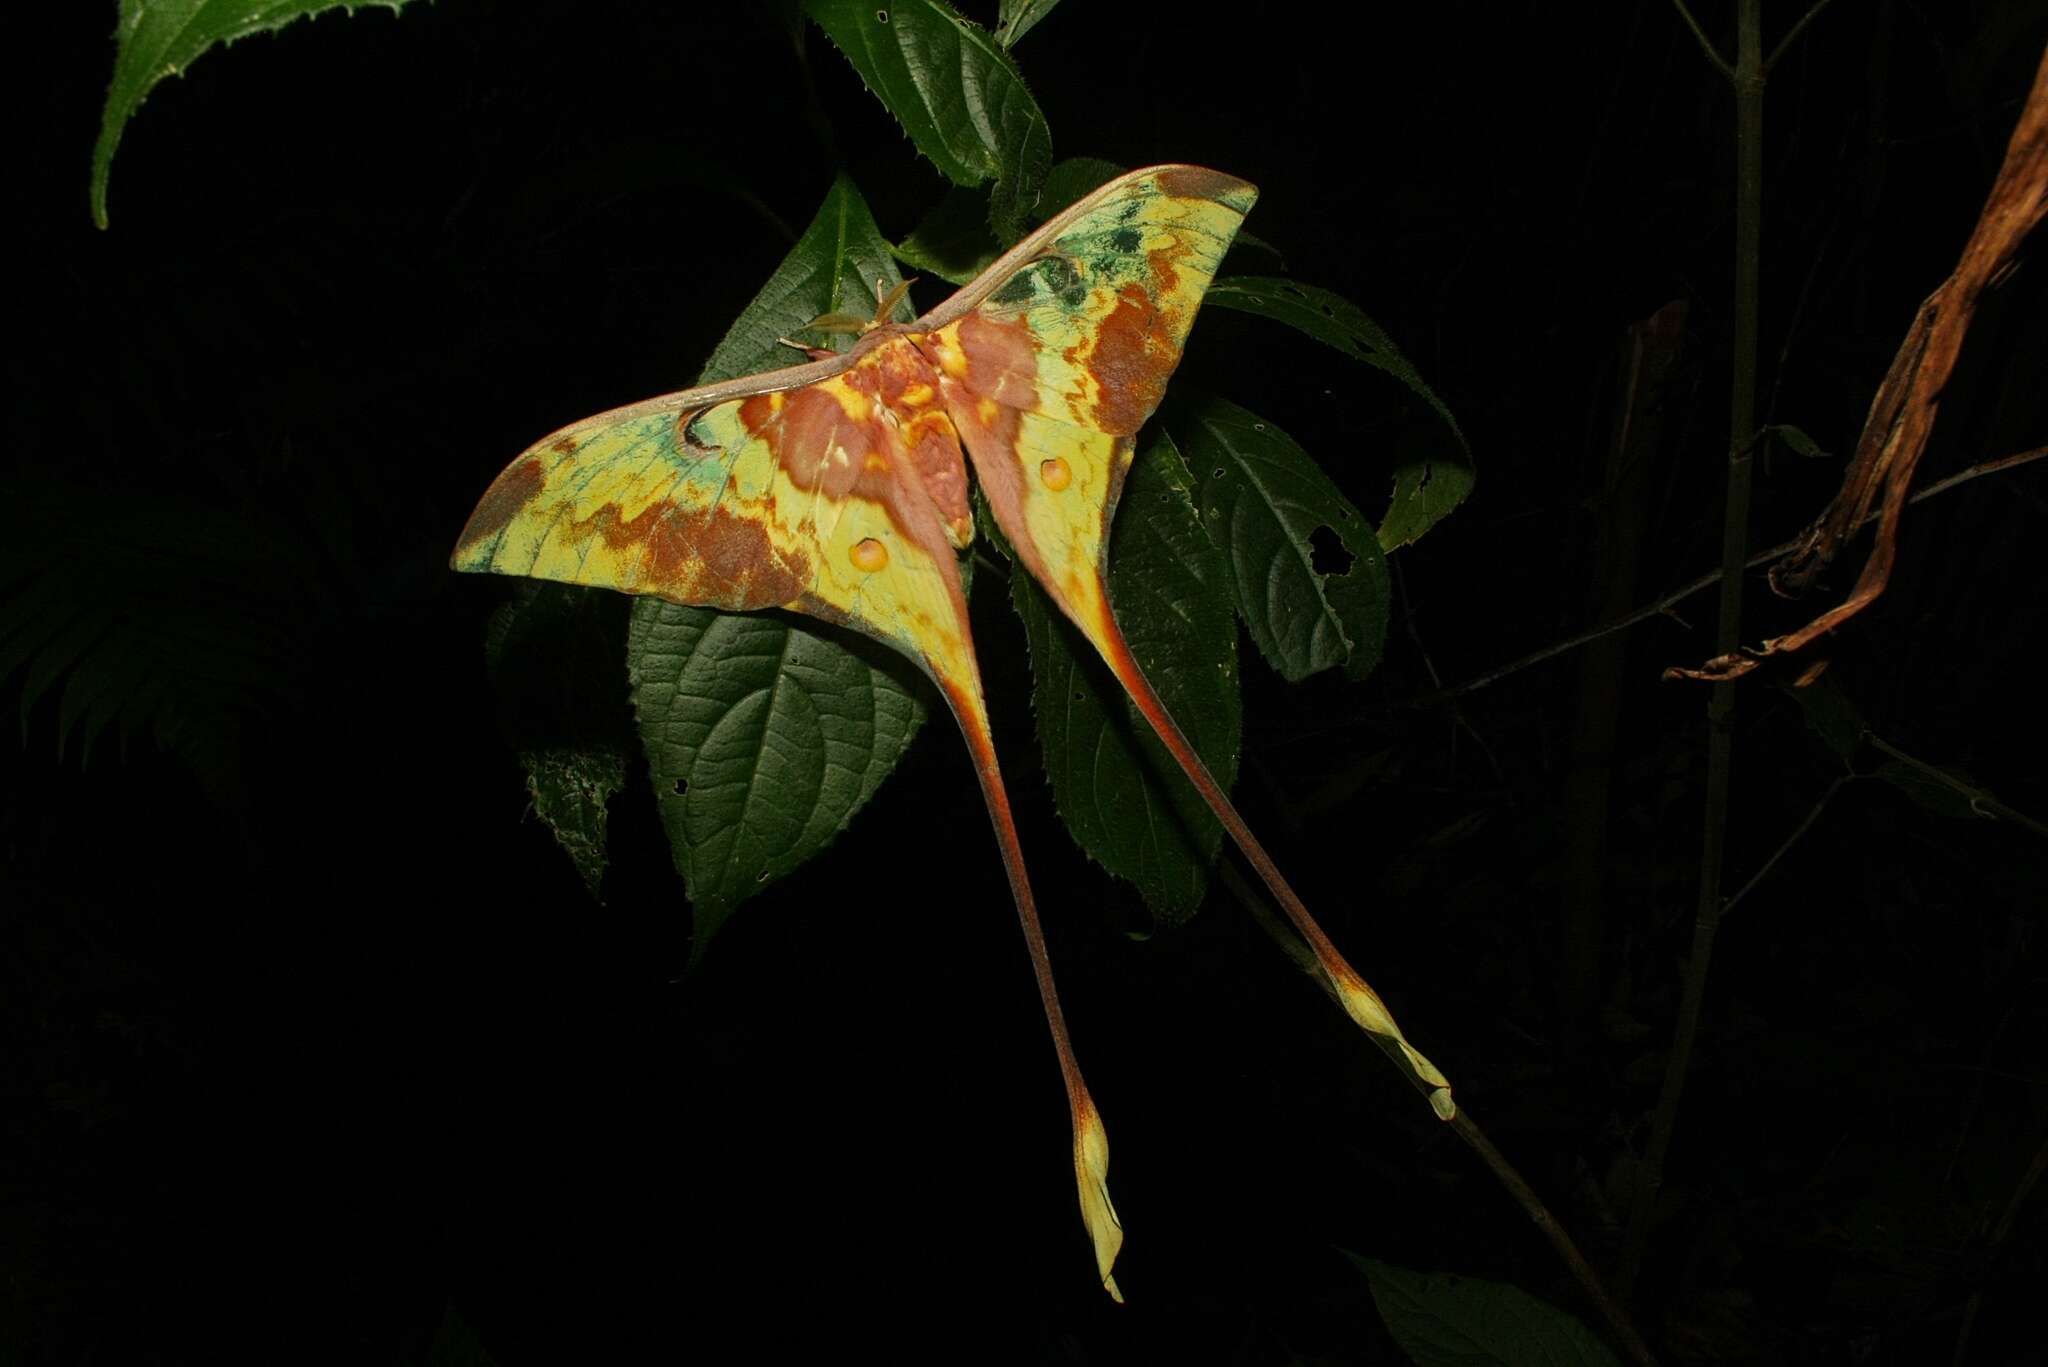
[1008,432,1241,918]
[1785,674,1865,764]
[483,583,634,901]
[1178,395,1389,683]
[995,0,1063,46]
[623,175,929,959]
[630,606,925,958]
[420,1301,502,1367]
[697,174,911,379]
[892,157,1148,287]
[804,0,1052,240]
[893,184,1000,286]
[1376,419,1477,553]
[1764,423,1830,460]
[1875,759,1997,823]
[1350,1256,1625,1367]
[1,479,315,801]
[1037,155,1126,209]
[1206,277,1472,549]
[93,0,420,229]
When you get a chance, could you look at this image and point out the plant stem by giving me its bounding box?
[1668,0,1734,81]
[1765,0,1835,73]
[1446,1112,1662,1367]
[1618,0,1764,1301]
[1228,863,1661,1367]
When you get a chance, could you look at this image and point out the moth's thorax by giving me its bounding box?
[857,338,976,550]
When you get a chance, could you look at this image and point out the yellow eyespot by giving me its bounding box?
[1039,457,1072,492]
[851,538,889,572]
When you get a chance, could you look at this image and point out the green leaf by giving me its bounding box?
[92,0,419,229]
[1178,396,1389,683]
[1206,277,1473,550]
[420,1301,502,1367]
[893,185,999,286]
[1008,432,1241,918]
[893,156,1128,286]
[623,174,929,959]
[995,0,1063,46]
[1874,760,1992,821]
[697,174,911,379]
[1376,421,1477,553]
[483,584,634,901]
[804,0,1052,240]
[630,606,925,958]
[1037,155,1126,209]
[1,479,313,801]
[1349,1256,1625,1367]
[1763,423,1829,460]
[1785,674,1864,764]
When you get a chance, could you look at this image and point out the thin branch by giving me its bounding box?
[1669,0,1735,81]
[1429,445,2045,703]
[1448,1110,1662,1367]
[1393,556,1509,790]
[1225,863,1661,1367]
[1765,0,1836,74]
[1722,776,1845,916]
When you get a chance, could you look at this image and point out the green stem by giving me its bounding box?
[1765,0,1836,73]
[1667,0,1734,81]
[1619,0,1764,1301]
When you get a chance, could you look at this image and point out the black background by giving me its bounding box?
[8,2,2048,1362]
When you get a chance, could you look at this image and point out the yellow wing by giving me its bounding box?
[452,354,980,696]
[915,164,1256,646]
[915,165,1459,1118]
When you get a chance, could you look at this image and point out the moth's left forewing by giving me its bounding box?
[452,345,984,700]
[917,166,1257,636]
[452,399,818,612]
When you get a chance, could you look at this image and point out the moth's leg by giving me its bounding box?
[869,276,916,327]
[775,336,838,362]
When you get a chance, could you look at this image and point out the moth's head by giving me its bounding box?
[799,276,919,339]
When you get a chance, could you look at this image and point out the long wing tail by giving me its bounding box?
[933,673,1125,1301]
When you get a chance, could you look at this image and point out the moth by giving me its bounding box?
[452,165,1450,1300]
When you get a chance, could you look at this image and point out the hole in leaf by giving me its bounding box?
[1309,524,1353,578]
[672,778,689,796]
[1212,467,1225,479]
[875,8,889,21]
